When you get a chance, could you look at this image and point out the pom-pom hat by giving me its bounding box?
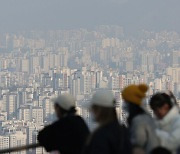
[122,84,149,106]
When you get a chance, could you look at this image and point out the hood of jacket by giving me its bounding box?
[157,106,180,128]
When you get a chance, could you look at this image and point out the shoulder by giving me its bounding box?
[64,115,89,131]
[44,116,77,128]
[64,115,83,120]
[132,113,154,126]
[133,113,151,122]
[73,115,86,122]
[58,115,83,123]
[66,115,87,125]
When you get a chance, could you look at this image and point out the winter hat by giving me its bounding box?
[91,90,115,107]
[52,94,75,111]
[122,84,148,105]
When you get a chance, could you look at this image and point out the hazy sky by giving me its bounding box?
[0,0,180,32]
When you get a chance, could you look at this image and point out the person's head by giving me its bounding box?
[52,94,76,119]
[122,84,149,107]
[90,90,117,125]
[150,93,173,119]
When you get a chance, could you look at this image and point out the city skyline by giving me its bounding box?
[0,24,179,153]
[0,0,180,153]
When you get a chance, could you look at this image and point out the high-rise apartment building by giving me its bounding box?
[0,136,9,150]
[32,107,43,124]
[172,51,180,67]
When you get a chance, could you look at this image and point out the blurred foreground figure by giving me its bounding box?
[151,147,171,154]
[83,90,131,154]
[38,94,90,154]
[150,92,180,154]
[122,84,159,154]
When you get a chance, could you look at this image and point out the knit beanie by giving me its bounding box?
[122,84,148,105]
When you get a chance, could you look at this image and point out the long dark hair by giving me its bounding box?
[127,103,145,126]
[91,105,117,125]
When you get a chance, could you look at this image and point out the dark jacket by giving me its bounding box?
[83,120,131,154]
[38,114,90,154]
